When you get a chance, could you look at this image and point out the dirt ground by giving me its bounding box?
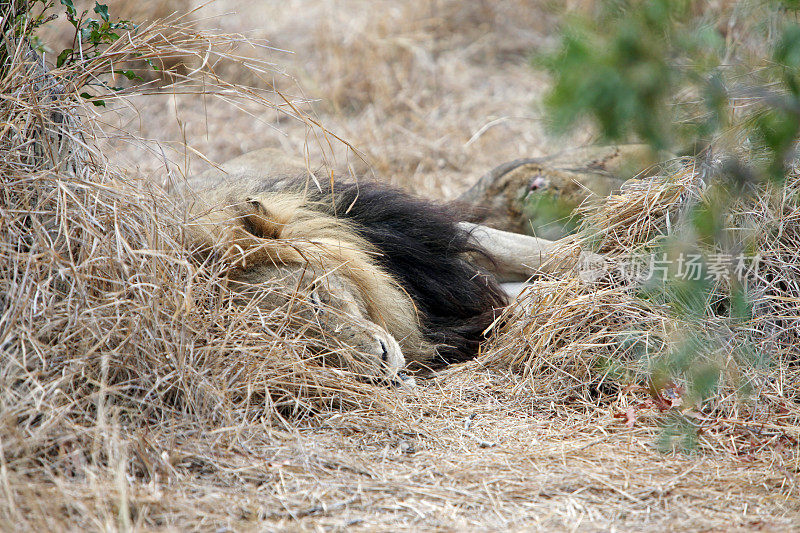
[10,398,797,531]
[18,1,798,531]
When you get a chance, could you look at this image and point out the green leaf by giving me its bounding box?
[690,363,720,402]
[118,70,141,81]
[753,107,800,181]
[777,0,800,11]
[94,2,110,22]
[60,0,76,17]
[774,24,800,95]
[56,48,72,68]
[80,92,106,107]
[730,286,753,322]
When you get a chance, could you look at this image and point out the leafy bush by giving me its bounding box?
[538,0,800,181]
[5,0,139,105]
[536,0,800,449]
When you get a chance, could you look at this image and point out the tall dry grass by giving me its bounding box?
[474,157,800,456]
[86,0,574,199]
[0,9,420,528]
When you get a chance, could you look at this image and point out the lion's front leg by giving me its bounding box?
[319,310,412,386]
[459,222,604,283]
[231,265,412,385]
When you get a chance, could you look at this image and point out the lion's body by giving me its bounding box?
[185,152,508,375]
[460,144,664,238]
[185,147,607,379]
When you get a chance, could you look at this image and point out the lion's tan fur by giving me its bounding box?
[185,181,434,367]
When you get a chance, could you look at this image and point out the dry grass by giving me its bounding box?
[577,165,705,254]
[478,159,800,458]
[90,0,586,199]
[2,1,799,531]
[477,279,675,400]
[0,9,416,528]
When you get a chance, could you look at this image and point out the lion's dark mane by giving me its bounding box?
[253,177,508,368]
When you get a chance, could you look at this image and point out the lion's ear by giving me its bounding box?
[236,196,286,240]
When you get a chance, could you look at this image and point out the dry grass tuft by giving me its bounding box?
[732,175,800,356]
[1,11,410,527]
[577,165,705,254]
[479,278,674,402]
[477,158,800,454]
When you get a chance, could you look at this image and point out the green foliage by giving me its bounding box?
[5,0,140,102]
[537,0,719,151]
[521,193,582,240]
[753,105,800,181]
[657,412,699,453]
[537,0,800,181]
[536,1,800,451]
[729,284,754,322]
[53,1,134,70]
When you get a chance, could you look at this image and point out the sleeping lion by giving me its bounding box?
[184,147,615,383]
